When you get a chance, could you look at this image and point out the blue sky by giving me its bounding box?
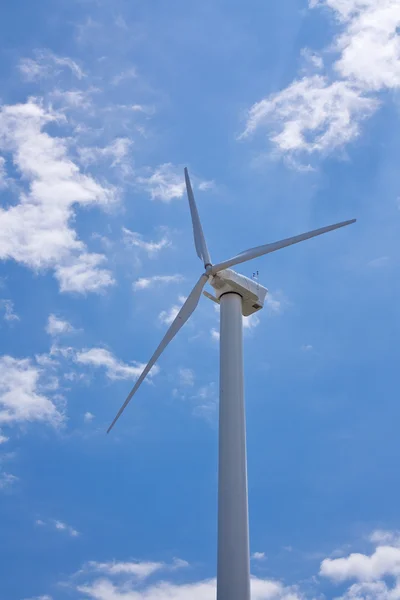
[1,0,400,598]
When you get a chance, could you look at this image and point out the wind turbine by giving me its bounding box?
[108,168,355,600]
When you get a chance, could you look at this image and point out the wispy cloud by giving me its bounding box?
[301,344,313,352]
[211,328,220,342]
[122,228,171,257]
[367,256,390,268]
[243,313,261,331]
[0,299,20,323]
[75,347,159,381]
[265,292,288,316]
[83,411,95,423]
[78,138,132,173]
[252,552,267,561]
[136,163,213,202]
[19,50,85,81]
[133,274,183,291]
[136,163,186,202]
[36,518,80,537]
[178,368,195,387]
[111,67,137,86]
[0,157,7,189]
[46,314,75,336]
[192,382,218,422]
[159,296,186,325]
[0,471,18,491]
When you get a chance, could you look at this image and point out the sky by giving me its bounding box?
[0,0,400,598]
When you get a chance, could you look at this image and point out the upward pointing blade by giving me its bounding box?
[184,168,211,267]
[211,219,356,274]
[107,274,208,433]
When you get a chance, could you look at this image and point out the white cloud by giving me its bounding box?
[0,471,18,490]
[122,228,171,257]
[46,314,75,336]
[88,560,167,580]
[159,296,186,326]
[75,347,159,381]
[52,89,92,109]
[133,274,183,291]
[0,299,20,322]
[112,68,137,86]
[0,356,63,426]
[367,256,390,268]
[265,292,287,316]
[77,573,300,600]
[242,0,400,156]
[23,596,53,600]
[242,76,377,154]
[192,382,218,421]
[336,579,400,600]
[54,519,80,537]
[320,545,400,582]
[0,433,9,444]
[211,328,220,341]
[55,254,115,294]
[136,163,212,202]
[36,518,79,537]
[301,344,313,352]
[243,313,261,330]
[179,368,195,387]
[0,156,7,188]
[370,530,400,546]
[84,411,95,423]
[136,163,186,202]
[252,552,267,561]
[330,0,400,91]
[19,50,85,81]
[78,138,132,170]
[301,48,324,70]
[198,180,215,191]
[0,99,116,293]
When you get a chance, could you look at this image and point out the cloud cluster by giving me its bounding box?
[72,558,301,600]
[0,356,63,427]
[242,0,400,155]
[0,99,116,293]
[320,529,400,600]
[24,529,400,600]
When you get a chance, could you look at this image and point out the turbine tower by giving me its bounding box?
[108,169,355,600]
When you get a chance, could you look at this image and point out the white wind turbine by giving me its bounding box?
[108,168,356,600]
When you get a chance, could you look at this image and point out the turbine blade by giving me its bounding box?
[107,274,208,433]
[212,219,356,274]
[184,168,211,267]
